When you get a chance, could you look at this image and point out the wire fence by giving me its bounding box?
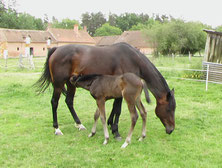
[1,57,222,91]
[157,62,222,91]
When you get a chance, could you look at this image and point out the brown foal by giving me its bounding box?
[70,73,148,148]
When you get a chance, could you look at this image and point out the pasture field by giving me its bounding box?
[0,56,222,168]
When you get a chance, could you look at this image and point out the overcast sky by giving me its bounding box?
[13,0,222,28]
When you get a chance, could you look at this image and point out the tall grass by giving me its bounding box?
[0,56,222,167]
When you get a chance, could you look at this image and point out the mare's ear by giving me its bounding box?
[167,88,174,101]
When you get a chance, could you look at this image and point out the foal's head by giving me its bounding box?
[70,74,101,90]
[155,89,176,134]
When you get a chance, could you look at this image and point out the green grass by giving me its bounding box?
[0,57,222,167]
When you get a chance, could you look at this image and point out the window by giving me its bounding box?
[17,47,19,51]
[43,47,45,51]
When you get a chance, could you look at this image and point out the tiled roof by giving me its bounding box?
[94,35,120,46]
[48,28,95,44]
[114,31,150,48]
[0,28,56,43]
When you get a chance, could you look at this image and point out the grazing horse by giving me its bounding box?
[36,43,176,138]
[70,73,148,148]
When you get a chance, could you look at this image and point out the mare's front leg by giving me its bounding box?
[66,83,86,130]
[97,99,109,145]
[51,87,63,135]
[107,97,123,140]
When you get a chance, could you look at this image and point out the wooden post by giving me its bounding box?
[206,64,209,91]
[189,51,191,62]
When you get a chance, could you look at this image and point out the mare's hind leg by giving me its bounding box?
[65,83,86,130]
[88,108,100,137]
[107,97,123,140]
[136,98,147,141]
[51,87,63,135]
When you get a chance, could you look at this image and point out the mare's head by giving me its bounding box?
[155,89,176,134]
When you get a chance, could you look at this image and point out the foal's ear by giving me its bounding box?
[70,75,77,83]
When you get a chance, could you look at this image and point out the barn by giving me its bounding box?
[203,29,222,89]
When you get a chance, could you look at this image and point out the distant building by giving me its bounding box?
[0,28,57,57]
[0,25,95,58]
[94,31,154,55]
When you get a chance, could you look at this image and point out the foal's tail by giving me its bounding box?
[34,47,57,94]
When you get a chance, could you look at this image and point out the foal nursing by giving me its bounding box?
[70,73,148,148]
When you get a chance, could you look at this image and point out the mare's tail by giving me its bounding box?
[143,82,151,104]
[34,47,57,94]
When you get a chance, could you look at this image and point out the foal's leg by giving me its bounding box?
[121,103,138,148]
[97,99,109,145]
[136,98,147,141]
[107,97,123,140]
[65,83,86,130]
[51,87,63,135]
[88,108,100,137]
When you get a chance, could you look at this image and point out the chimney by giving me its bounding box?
[74,24,79,33]
[47,23,52,31]
[83,26,87,32]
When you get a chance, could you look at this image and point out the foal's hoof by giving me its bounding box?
[138,136,146,142]
[121,142,129,148]
[75,124,86,131]
[55,128,63,135]
[88,132,96,137]
[103,139,109,145]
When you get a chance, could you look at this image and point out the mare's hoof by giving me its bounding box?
[55,128,63,135]
[114,132,122,141]
[75,124,86,131]
[115,136,122,141]
[138,136,146,141]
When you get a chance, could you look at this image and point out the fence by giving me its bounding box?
[0,56,45,71]
[1,57,222,91]
[157,61,222,91]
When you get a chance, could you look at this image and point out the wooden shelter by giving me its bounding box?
[203,30,222,89]
[204,29,222,63]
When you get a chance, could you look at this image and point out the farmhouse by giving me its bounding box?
[94,31,154,55]
[0,25,95,58]
[0,28,57,57]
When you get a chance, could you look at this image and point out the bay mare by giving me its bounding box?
[70,73,148,148]
[35,42,176,138]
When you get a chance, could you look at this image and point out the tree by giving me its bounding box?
[81,12,106,36]
[115,13,142,31]
[51,18,80,29]
[216,25,222,32]
[94,23,122,36]
[108,13,118,26]
[145,20,207,55]
[0,1,45,30]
